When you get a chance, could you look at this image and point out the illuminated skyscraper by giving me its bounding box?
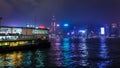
[105,24,110,37]
[51,16,56,34]
[100,27,105,35]
[50,16,62,37]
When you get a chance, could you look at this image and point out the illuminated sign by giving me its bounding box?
[39,26,45,29]
[100,27,105,35]
[79,30,86,33]
[63,24,68,27]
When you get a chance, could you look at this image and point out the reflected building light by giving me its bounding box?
[55,38,61,42]
[34,50,45,67]
[71,43,76,51]
[97,61,111,68]
[62,40,70,51]
[81,38,86,42]
[62,52,72,66]
[97,43,111,68]
[48,45,62,67]
[15,52,23,66]
[51,41,61,50]
[99,43,108,59]
[99,43,109,59]
[51,45,60,50]
[63,38,69,42]
[63,42,69,49]
[79,60,89,66]
[63,42,69,46]
[55,43,61,46]
[53,51,62,56]
[0,52,23,67]
[52,61,63,67]
[21,51,32,67]
[78,43,89,67]
[81,50,88,57]
[79,43,87,50]
[100,38,106,43]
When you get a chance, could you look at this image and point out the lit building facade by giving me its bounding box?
[50,16,57,34]
[110,23,119,37]
[0,26,49,46]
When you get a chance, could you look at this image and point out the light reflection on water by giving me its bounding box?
[97,43,112,68]
[0,38,119,67]
[0,52,23,68]
[0,50,46,68]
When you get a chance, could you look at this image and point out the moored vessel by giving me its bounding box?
[0,26,50,51]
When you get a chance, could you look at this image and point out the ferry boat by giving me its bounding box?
[0,26,50,51]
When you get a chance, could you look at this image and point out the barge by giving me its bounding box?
[0,26,50,51]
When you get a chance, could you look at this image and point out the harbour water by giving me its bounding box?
[0,38,120,68]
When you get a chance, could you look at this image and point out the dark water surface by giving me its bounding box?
[0,38,120,68]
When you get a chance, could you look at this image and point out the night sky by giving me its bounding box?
[0,0,120,27]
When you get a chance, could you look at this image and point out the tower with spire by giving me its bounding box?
[50,16,57,34]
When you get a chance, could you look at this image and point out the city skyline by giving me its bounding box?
[0,0,120,27]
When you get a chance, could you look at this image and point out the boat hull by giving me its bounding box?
[0,39,50,52]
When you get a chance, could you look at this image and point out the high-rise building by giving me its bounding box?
[49,16,63,38]
[105,24,110,37]
[118,22,120,37]
[110,23,119,37]
[50,16,56,34]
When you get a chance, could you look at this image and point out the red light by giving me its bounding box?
[39,25,45,28]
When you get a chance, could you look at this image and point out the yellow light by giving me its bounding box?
[4,42,8,45]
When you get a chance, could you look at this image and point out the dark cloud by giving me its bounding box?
[0,0,13,16]
[0,0,120,26]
